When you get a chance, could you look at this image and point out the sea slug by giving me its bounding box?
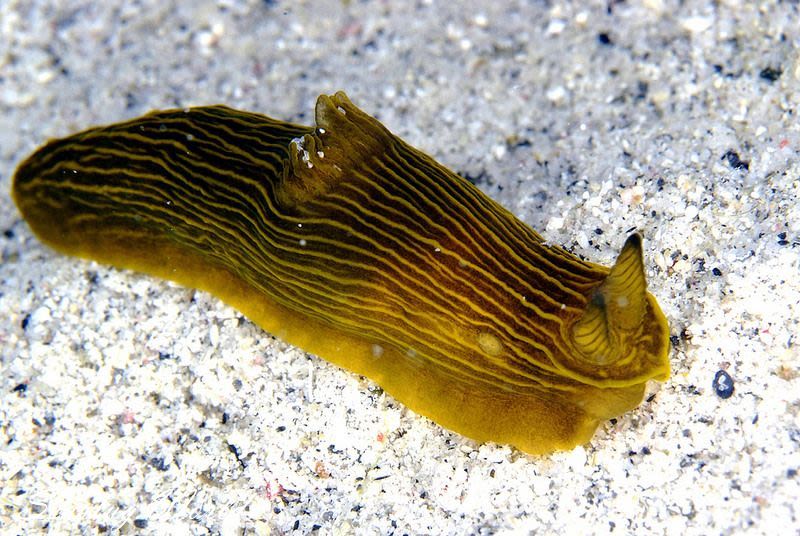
[12,92,670,454]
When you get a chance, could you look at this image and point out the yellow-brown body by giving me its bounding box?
[12,92,670,454]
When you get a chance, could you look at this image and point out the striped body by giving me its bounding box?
[12,93,670,454]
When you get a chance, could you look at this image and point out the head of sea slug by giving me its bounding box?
[559,234,670,388]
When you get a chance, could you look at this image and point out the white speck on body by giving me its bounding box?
[292,136,313,167]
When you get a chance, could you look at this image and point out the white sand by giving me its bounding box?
[1,1,798,533]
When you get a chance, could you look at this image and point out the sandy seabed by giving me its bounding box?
[1,1,798,534]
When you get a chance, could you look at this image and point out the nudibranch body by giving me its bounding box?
[12,92,670,454]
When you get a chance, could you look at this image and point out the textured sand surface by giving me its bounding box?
[1,1,798,534]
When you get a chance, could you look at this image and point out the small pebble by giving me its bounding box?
[759,67,782,82]
[721,150,749,171]
[712,370,735,399]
